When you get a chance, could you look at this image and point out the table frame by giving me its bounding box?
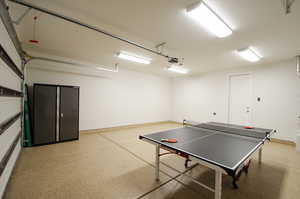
[144,139,265,199]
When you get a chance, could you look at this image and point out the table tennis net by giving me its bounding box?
[189,122,271,140]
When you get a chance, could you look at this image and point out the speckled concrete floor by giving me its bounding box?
[4,123,300,199]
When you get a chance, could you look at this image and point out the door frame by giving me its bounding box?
[226,72,253,125]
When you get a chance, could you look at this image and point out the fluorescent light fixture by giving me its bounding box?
[186,1,232,38]
[236,47,261,62]
[167,65,189,74]
[117,51,151,64]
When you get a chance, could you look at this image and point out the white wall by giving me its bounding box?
[172,59,300,142]
[26,55,300,142]
[26,61,172,131]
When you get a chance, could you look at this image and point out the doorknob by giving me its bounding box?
[61,113,64,118]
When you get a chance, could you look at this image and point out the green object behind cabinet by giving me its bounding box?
[23,85,32,147]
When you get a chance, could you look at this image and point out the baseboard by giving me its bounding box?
[271,138,296,146]
[168,121,182,125]
[80,120,181,134]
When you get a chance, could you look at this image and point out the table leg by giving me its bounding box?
[215,170,222,199]
[258,148,262,164]
[155,144,160,181]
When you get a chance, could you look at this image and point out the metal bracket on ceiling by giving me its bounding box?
[155,42,184,64]
[155,42,166,54]
[179,58,185,66]
[12,7,31,24]
[282,0,296,14]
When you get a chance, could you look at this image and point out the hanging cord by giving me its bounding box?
[296,55,300,77]
[29,15,39,43]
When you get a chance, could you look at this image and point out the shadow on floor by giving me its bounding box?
[102,159,287,199]
[180,160,287,199]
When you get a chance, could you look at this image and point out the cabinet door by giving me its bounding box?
[33,85,57,145]
[59,87,79,141]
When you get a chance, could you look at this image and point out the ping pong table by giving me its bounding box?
[139,120,275,199]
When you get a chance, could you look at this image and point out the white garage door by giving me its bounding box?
[0,1,24,198]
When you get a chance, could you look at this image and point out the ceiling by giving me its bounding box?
[6,0,300,76]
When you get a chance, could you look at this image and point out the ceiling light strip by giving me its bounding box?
[236,47,261,62]
[167,65,189,74]
[186,1,232,38]
[117,52,151,64]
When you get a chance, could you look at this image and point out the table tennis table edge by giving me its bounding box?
[139,127,275,173]
[140,134,265,174]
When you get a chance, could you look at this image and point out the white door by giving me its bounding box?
[228,74,252,126]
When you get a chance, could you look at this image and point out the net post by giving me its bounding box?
[214,170,222,199]
[258,148,262,164]
[183,119,186,126]
[155,144,160,181]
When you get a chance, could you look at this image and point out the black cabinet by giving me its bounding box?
[33,84,79,145]
[59,86,80,141]
[33,85,57,145]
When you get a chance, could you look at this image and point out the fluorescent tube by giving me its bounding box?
[167,65,189,74]
[236,47,261,62]
[186,1,232,38]
[117,52,151,64]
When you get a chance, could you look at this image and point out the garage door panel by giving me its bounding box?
[0,99,21,124]
[0,119,21,161]
[0,2,23,197]
[0,19,21,69]
[0,97,21,103]
[0,142,20,199]
[0,59,21,91]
